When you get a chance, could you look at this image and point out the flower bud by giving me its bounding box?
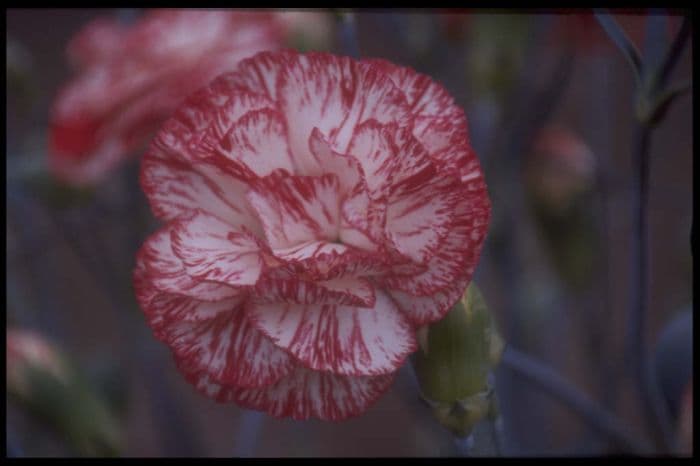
[7,329,69,400]
[6,328,122,456]
[412,283,504,437]
[526,126,596,214]
[525,126,598,289]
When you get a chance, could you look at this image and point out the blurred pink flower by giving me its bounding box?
[526,126,596,210]
[134,50,491,420]
[7,329,67,398]
[49,9,284,186]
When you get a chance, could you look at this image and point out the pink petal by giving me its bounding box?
[137,227,241,302]
[254,274,375,307]
[273,240,388,281]
[413,116,475,176]
[166,307,295,389]
[215,49,296,100]
[383,130,463,264]
[164,90,274,160]
[387,272,471,327]
[214,108,295,176]
[307,128,366,194]
[179,362,396,421]
[170,211,265,287]
[277,52,411,174]
[382,193,491,296]
[246,173,341,249]
[141,151,259,228]
[364,57,464,122]
[247,290,416,376]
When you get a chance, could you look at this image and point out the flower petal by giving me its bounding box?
[170,211,265,287]
[382,188,491,296]
[273,240,388,280]
[213,108,295,176]
[166,307,295,389]
[277,52,411,174]
[179,363,396,421]
[137,227,241,301]
[387,272,471,327]
[365,57,464,121]
[254,274,375,307]
[246,173,341,249]
[247,290,416,376]
[383,132,463,264]
[141,150,259,228]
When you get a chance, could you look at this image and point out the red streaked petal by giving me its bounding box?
[307,128,366,194]
[232,367,396,421]
[153,87,273,165]
[141,150,258,228]
[363,57,463,122]
[277,52,411,174]
[215,49,296,100]
[387,272,471,327]
[366,127,462,264]
[178,362,396,421]
[273,240,388,280]
[137,227,241,301]
[166,307,295,389]
[246,173,341,249]
[214,108,295,176]
[170,211,265,287]
[346,120,402,200]
[254,275,375,308]
[247,290,416,376]
[382,193,491,295]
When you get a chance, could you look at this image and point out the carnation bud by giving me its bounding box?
[7,329,70,399]
[525,126,598,289]
[526,126,596,213]
[6,328,122,456]
[412,284,504,437]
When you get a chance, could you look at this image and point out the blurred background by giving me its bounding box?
[6,8,693,457]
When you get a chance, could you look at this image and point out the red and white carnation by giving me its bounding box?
[134,50,491,420]
[49,9,284,186]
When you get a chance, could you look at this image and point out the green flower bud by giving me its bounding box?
[412,283,504,437]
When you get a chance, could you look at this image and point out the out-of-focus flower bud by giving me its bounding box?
[525,126,598,289]
[7,329,70,399]
[276,10,333,51]
[526,126,596,213]
[6,328,122,456]
[412,284,504,438]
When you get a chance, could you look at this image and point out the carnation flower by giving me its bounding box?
[49,9,284,186]
[134,50,491,420]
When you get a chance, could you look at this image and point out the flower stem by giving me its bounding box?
[625,122,675,454]
[500,346,650,455]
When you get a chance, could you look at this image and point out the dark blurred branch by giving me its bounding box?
[594,11,643,82]
[597,12,691,454]
[501,346,650,455]
[654,16,691,93]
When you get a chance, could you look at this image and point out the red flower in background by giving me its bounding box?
[134,50,491,420]
[49,9,284,186]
